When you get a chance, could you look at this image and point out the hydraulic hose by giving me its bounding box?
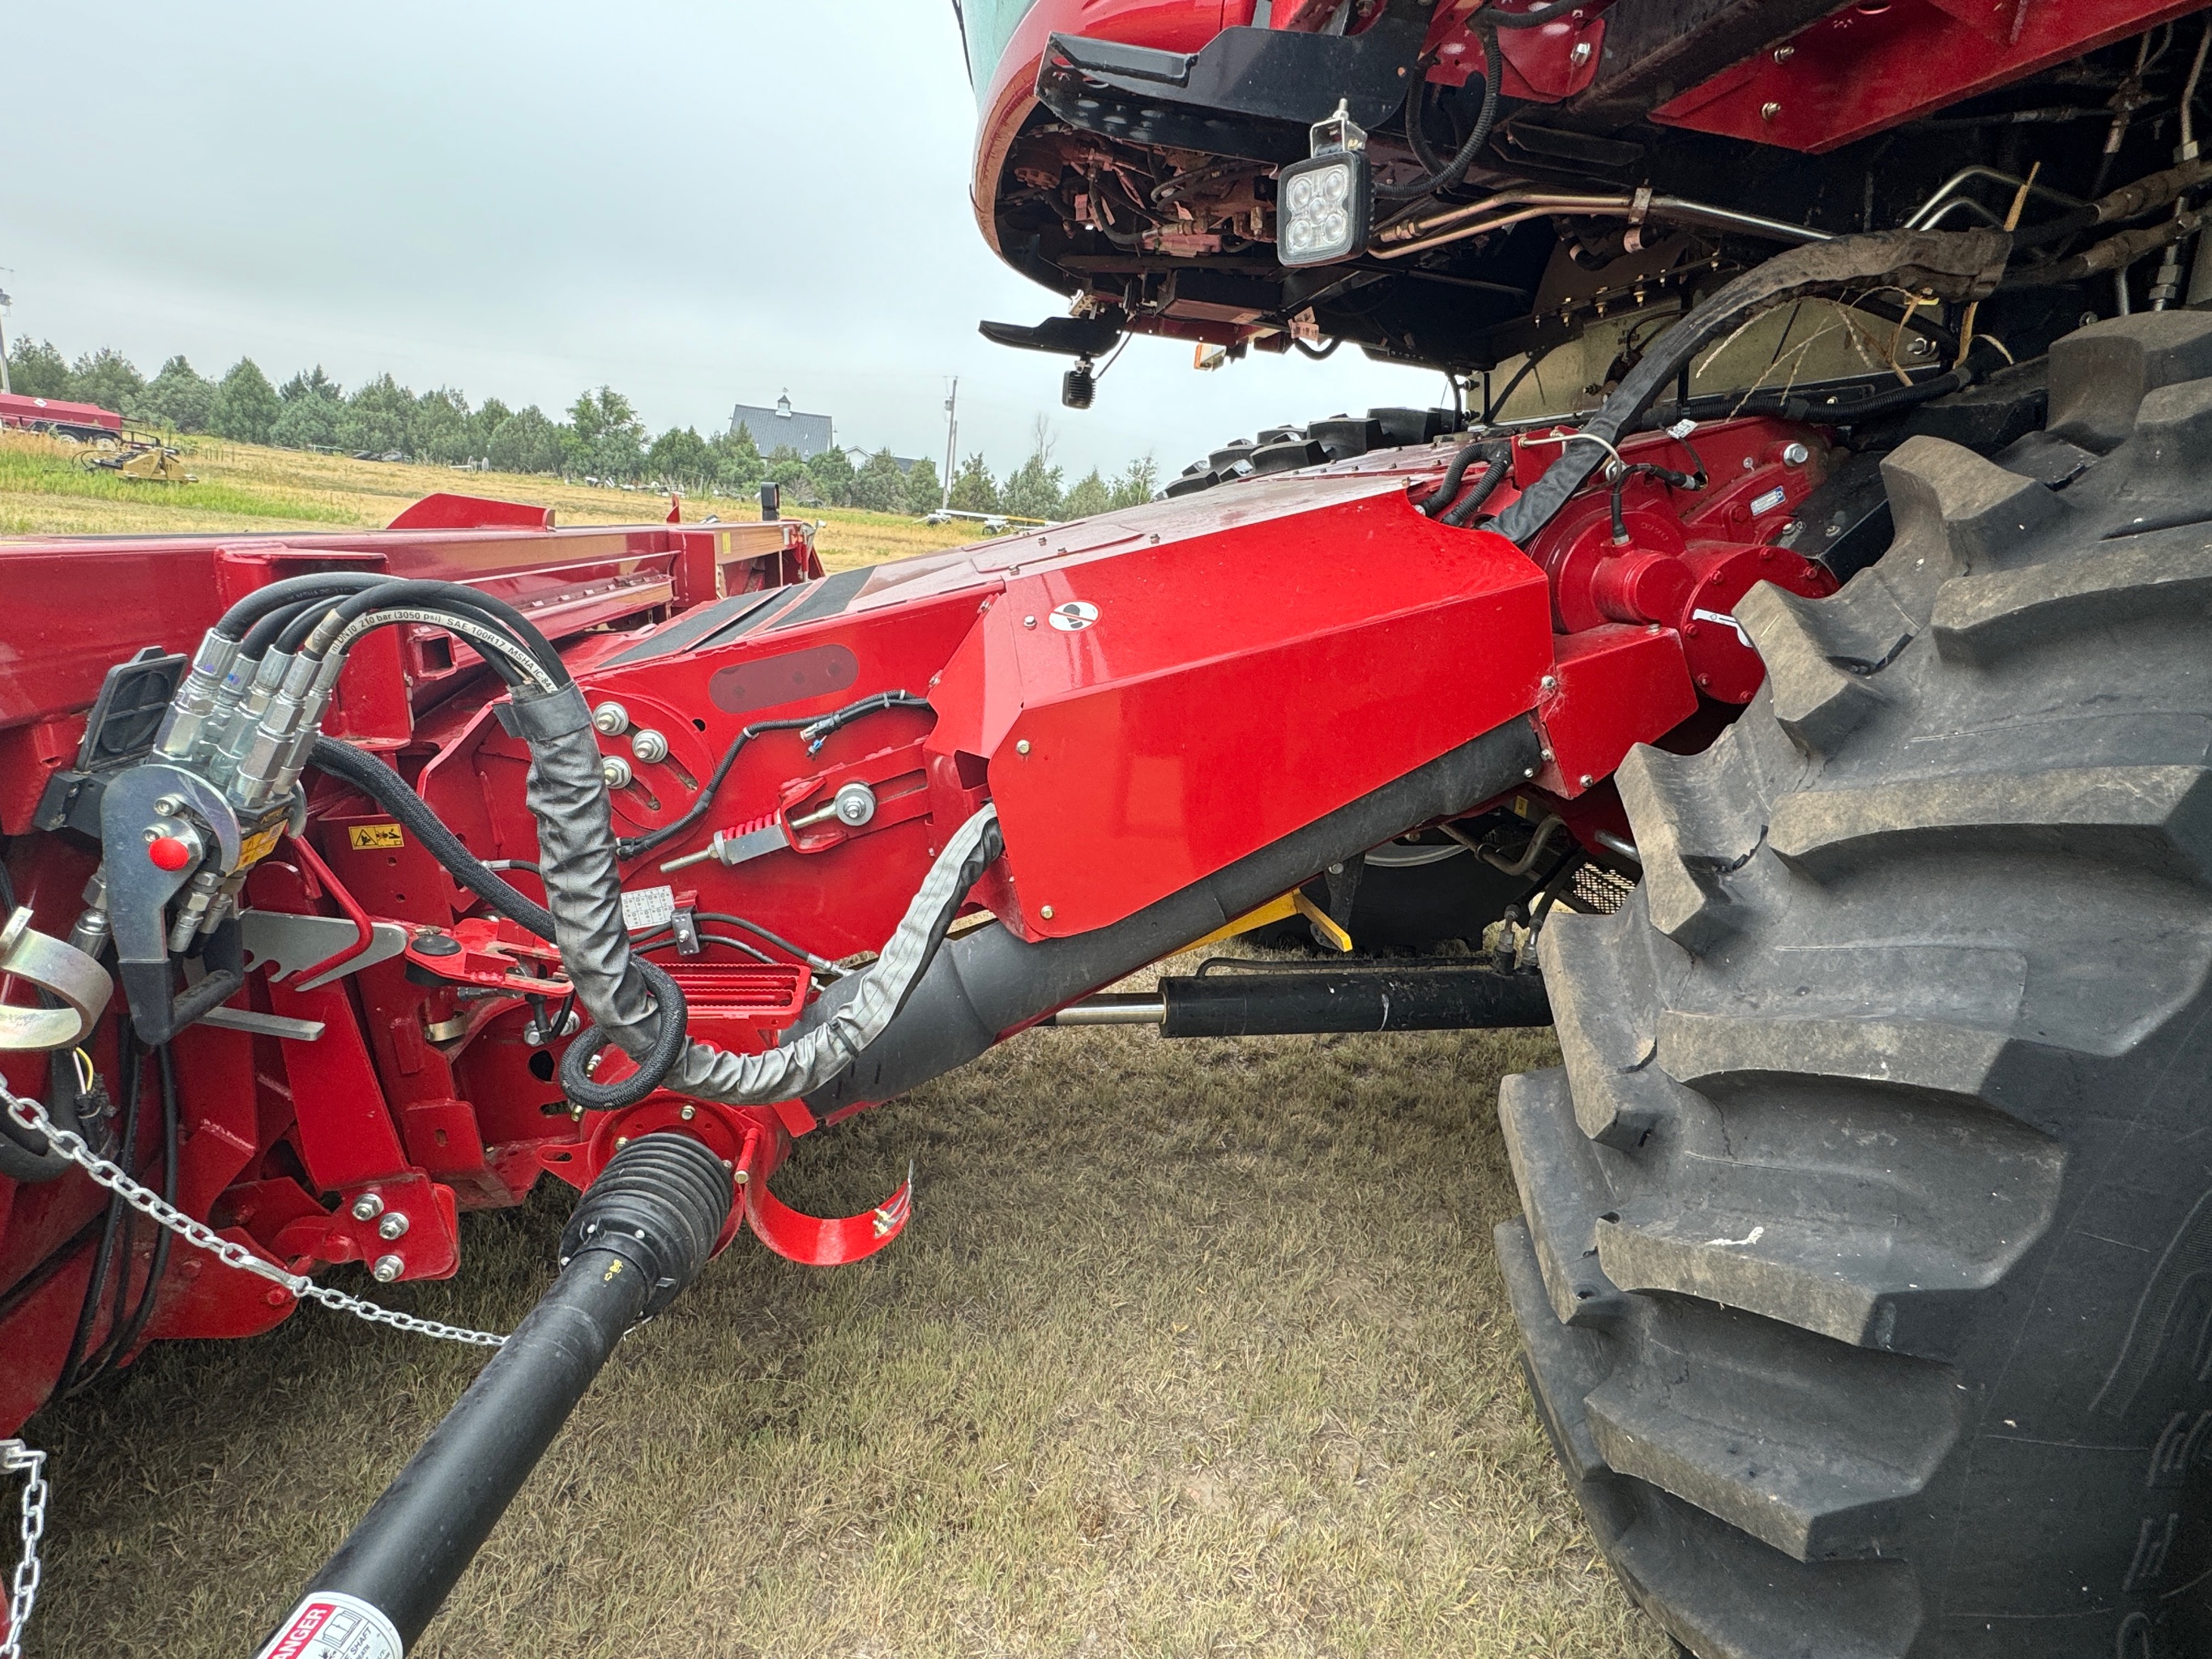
[309,739,557,938]
[307,579,570,683]
[558,959,690,1111]
[214,573,393,642]
[1489,226,2013,548]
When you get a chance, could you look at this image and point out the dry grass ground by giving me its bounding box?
[1,453,1667,1658]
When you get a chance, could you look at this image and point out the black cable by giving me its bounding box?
[618,691,932,863]
[55,1028,141,1396]
[105,1043,179,1371]
[692,912,839,973]
[633,930,778,966]
[310,738,557,939]
[557,958,690,1111]
[1291,337,1341,360]
[1607,461,1701,544]
[1377,21,1501,203]
[1484,0,1583,27]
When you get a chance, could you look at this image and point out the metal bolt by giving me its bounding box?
[350,1192,384,1222]
[153,795,185,817]
[1579,774,1595,787]
[1040,904,1056,920]
[1539,674,1558,692]
[630,727,669,764]
[1023,616,1038,629]
[1774,44,1795,62]
[1761,101,1782,122]
[591,701,631,736]
[1016,739,1031,755]
[1781,441,1810,467]
[832,782,877,826]
[600,755,634,790]
[378,1212,410,1240]
[1569,40,1591,66]
[372,1254,404,1283]
[615,1136,629,1149]
[681,1103,696,1120]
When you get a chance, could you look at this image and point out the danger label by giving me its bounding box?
[348,823,405,851]
[254,1593,402,1659]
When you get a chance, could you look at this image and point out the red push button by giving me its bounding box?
[147,835,194,872]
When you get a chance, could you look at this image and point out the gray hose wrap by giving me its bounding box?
[661,805,1003,1107]
[516,684,664,1059]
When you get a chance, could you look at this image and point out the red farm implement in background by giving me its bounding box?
[2,3,2212,1656]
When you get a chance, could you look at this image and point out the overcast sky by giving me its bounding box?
[0,2,1446,482]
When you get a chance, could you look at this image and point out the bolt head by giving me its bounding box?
[1761,100,1782,122]
[1781,441,1810,467]
[615,1135,629,1149]
[378,1212,410,1240]
[1774,44,1794,62]
[681,1102,696,1120]
[630,727,669,764]
[1539,674,1558,692]
[372,1254,404,1283]
[350,1192,385,1222]
[1040,904,1056,920]
[1015,739,1031,756]
[1579,774,1595,788]
[153,795,185,817]
[591,701,630,736]
[1569,40,1591,65]
[1023,616,1038,629]
[600,755,634,791]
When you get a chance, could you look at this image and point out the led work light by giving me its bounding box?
[1277,100,1371,268]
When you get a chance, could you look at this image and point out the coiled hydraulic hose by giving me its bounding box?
[557,959,690,1111]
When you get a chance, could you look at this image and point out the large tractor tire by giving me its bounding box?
[1500,311,2212,1659]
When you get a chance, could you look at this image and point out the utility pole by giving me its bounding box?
[940,377,959,510]
[0,288,12,396]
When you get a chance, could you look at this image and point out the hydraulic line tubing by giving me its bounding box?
[263,1134,731,1657]
[1171,965,1549,1035]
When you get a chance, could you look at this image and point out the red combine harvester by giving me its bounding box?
[4,4,2212,1655]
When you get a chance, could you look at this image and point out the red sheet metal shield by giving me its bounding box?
[938,476,1552,938]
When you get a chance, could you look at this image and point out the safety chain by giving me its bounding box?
[0,1086,506,1350]
[0,1439,45,1659]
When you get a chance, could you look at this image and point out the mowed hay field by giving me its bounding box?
[3,444,1668,1658]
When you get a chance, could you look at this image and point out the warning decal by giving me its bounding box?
[348,823,406,851]
[254,1593,403,1659]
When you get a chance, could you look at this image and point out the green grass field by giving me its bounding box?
[2,446,1666,1658]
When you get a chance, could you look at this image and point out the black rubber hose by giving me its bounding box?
[1419,437,1495,516]
[215,573,395,642]
[274,591,549,687]
[557,958,690,1111]
[305,580,570,682]
[1441,450,1514,527]
[310,738,557,939]
[237,578,391,658]
[1377,20,1501,203]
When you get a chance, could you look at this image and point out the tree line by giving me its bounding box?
[2,339,1159,518]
